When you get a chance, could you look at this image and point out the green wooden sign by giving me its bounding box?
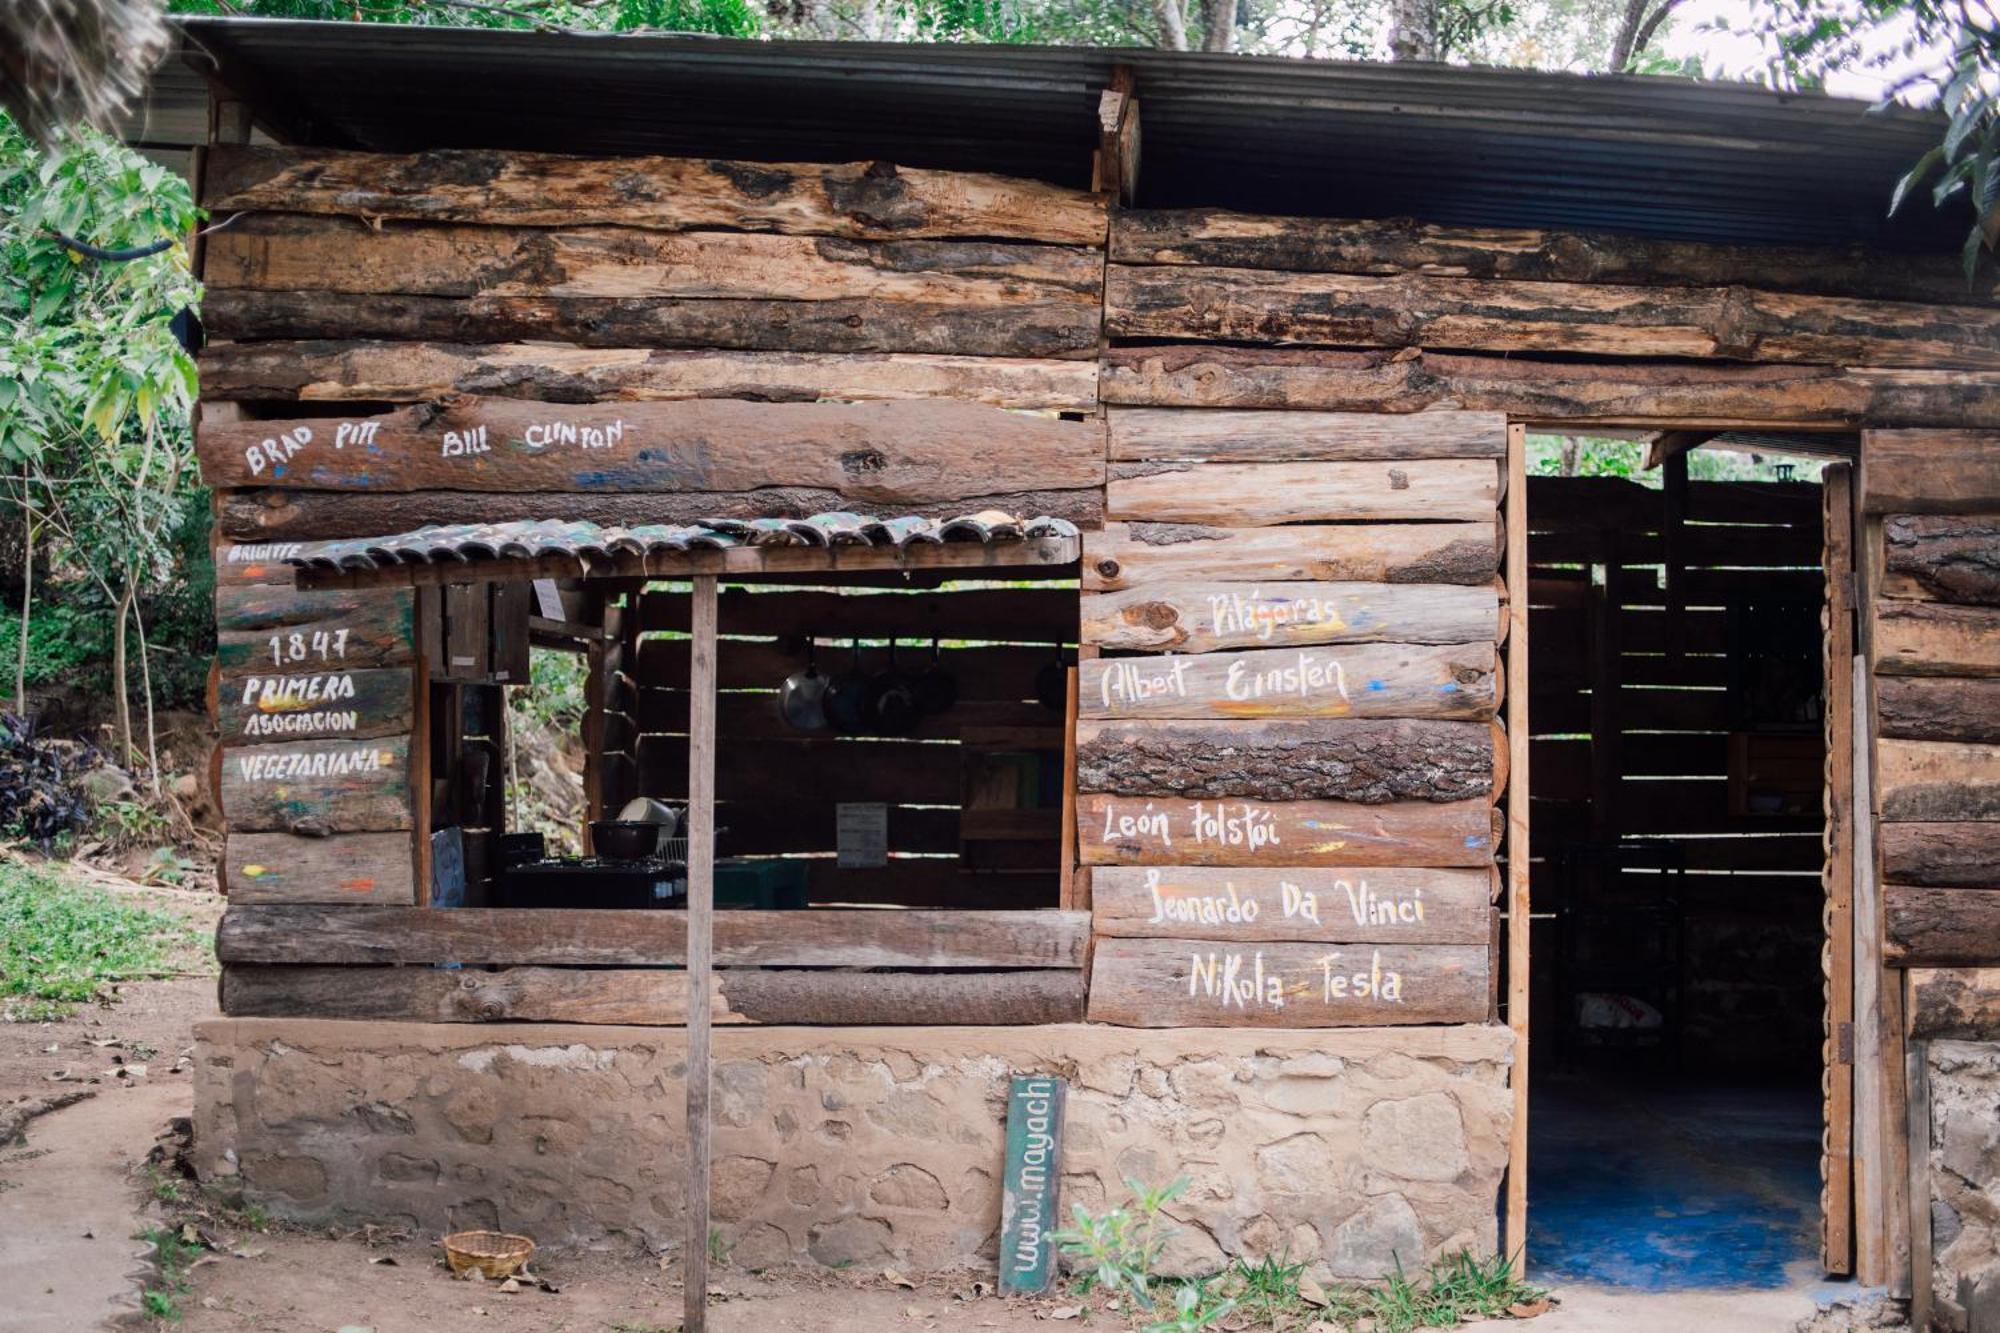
[1000,1074,1066,1294]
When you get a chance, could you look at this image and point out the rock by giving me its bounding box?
[170,772,199,801]
[79,765,135,806]
[808,1216,896,1268]
[1327,1194,1424,1279]
[869,1164,947,1211]
[714,1156,777,1220]
[1361,1094,1469,1183]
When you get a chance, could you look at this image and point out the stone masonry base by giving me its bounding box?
[192,1019,1514,1280]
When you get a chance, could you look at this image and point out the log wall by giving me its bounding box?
[1864,432,2000,976]
[1076,397,1506,1028]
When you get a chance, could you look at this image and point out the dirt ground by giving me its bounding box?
[0,876,1869,1333]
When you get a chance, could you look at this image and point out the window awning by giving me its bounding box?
[286,511,1082,590]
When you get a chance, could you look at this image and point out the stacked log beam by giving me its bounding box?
[1862,433,2000,1003]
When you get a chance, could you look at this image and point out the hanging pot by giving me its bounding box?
[822,640,875,735]
[871,641,920,737]
[913,637,957,716]
[779,637,831,733]
[1035,644,1071,713]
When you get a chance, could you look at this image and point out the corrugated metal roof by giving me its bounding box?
[169,17,1960,251]
[287,512,1082,575]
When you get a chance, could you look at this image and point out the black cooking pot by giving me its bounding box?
[590,820,662,860]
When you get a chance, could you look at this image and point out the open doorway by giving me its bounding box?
[1521,434,1843,1290]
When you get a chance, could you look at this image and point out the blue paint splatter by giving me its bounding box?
[1367,679,1388,692]
[1438,682,1460,693]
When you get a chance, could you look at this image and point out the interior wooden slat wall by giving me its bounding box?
[623,582,1075,907]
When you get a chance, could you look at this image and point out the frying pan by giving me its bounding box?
[871,641,920,736]
[913,638,957,715]
[780,637,831,733]
[822,640,875,734]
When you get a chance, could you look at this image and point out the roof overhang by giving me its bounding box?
[163,16,1960,252]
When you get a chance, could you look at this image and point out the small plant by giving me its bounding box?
[708,1225,733,1265]
[1144,1277,1235,1333]
[1230,1252,1320,1323]
[139,1224,197,1321]
[147,1163,184,1204]
[101,798,172,849]
[139,846,197,887]
[1051,1175,1189,1312]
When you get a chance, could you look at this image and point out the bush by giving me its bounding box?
[0,714,94,846]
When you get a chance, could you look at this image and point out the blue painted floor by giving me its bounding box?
[1529,1074,1823,1291]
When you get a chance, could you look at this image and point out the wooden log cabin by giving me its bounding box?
[171,19,2000,1325]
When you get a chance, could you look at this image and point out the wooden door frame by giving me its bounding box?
[1499,433,1886,1286]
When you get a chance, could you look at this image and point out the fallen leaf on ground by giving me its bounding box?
[368,1255,398,1267]
[904,1304,925,1318]
[1507,1298,1552,1319]
[1297,1273,1329,1307]
[232,1247,267,1260]
[1045,1306,1083,1321]
[884,1267,917,1289]
[499,1277,521,1294]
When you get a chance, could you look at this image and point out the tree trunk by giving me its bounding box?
[1200,0,1234,52]
[15,497,31,718]
[111,579,134,765]
[1388,0,1437,60]
[132,596,161,795]
[1154,0,1190,50]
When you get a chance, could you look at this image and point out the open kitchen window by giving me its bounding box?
[274,513,1091,1029]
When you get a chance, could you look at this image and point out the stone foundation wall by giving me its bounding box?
[192,1019,1513,1280]
[1930,1039,2000,1331]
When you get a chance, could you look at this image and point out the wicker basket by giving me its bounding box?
[442,1230,535,1279]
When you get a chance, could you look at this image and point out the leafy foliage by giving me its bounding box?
[0,715,95,847]
[167,0,757,37]
[1718,3,2000,279]
[1051,1175,1190,1310]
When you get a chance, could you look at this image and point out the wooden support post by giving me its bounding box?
[1662,451,1688,670]
[1504,422,1531,1273]
[1060,666,1080,910]
[684,575,718,1333]
[1908,1037,1932,1332]
[1824,468,1856,1276]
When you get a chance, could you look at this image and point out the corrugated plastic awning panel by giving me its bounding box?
[286,512,1083,588]
[171,17,1961,251]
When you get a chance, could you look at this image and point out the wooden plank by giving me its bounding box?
[204,145,1110,246]
[1084,938,1489,1027]
[1105,265,2000,370]
[1109,207,1998,308]
[1861,431,2000,513]
[218,667,412,744]
[215,590,416,677]
[1880,822,2000,887]
[1877,739,2000,822]
[1079,641,1497,722]
[684,573,716,1333]
[223,831,415,905]
[1876,676,2000,744]
[1854,655,1889,1280]
[1504,419,1530,1276]
[1060,667,1080,911]
[1885,887,2000,966]
[199,341,1102,411]
[219,736,412,835]
[1083,521,1497,591]
[196,397,1104,497]
[1880,514,2000,605]
[214,905,1091,968]
[1081,581,1499,654]
[219,485,1105,542]
[1106,408,1506,461]
[1077,794,1496,868]
[207,214,1103,304]
[637,690,1052,742]
[638,585,1078,642]
[204,288,1104,360]
[1075,718,1499,803]
[1099,346,2000,431]
[1823,469,1856,1276]
[219,964,1088,1026]
[1872,601,2000,677]
[214,582,410,634]
[214,539,311,587]
[1106,459,1498,525]
[1090,865,1492,943]
[1907,968,2000,1040]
